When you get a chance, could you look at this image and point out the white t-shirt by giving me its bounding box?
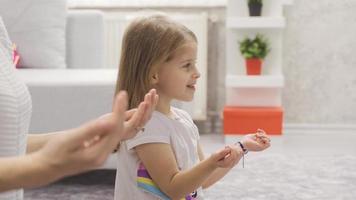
[0,18,32,200]
[114,107,204,200]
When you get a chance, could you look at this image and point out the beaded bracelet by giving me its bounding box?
[237,141,248,154]
[236,141,248,168]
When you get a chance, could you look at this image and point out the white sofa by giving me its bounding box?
[16,10,119,168]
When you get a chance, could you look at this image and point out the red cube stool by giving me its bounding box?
[223,106,283,135]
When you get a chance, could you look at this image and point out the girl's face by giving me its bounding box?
[153,42,200,102]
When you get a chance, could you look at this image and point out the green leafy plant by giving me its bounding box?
[239,34,270,59]
[248,0,262,5]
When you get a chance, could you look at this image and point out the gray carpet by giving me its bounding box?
[25,170,115,200]
[25,154,356,200]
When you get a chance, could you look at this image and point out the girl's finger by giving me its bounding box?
[257,128,266,134]
[217,147,231,161]
[126,102,147,130]
[142,92,153,122]
[125,109,137,120]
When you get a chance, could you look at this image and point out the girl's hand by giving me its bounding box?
[241,129,271,152]
[120,89,159,140]
[209,145,243,168]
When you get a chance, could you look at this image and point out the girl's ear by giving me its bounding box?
[150,73,159,85]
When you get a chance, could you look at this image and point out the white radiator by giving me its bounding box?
[103,12,208,120]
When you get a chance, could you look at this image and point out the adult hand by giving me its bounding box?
[34,91,129,179]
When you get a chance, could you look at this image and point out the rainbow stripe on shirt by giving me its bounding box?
[137,163,197,200]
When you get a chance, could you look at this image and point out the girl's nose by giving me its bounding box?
[194,69,201,79]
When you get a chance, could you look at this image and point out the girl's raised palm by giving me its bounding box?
[120,89,158,140]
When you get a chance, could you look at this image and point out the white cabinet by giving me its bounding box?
[225,0,293,107]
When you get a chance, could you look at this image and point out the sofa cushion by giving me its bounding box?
[66,10,105,69]
[0,0,66,68]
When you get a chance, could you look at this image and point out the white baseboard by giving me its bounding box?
[210,119,356,135]
[283,123,356,135]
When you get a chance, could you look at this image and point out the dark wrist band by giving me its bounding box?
[238,141,248,154]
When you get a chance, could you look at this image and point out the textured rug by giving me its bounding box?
[203,154,356,200]
[25,154,356,200]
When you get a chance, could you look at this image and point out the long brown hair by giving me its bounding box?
[115,14,197,109]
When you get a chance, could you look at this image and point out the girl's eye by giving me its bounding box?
[182,61,196,71]
[183,63,191,68]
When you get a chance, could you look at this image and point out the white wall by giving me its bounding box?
[282,0,356,124]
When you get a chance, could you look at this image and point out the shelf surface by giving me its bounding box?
[226,74,284,88]
[227,17,286,29]
[282,0,294,5]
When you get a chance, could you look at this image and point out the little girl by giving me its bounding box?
[114,14,271,200]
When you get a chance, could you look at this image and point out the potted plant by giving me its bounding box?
[239,34,270,75]
[248,0,263,16]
